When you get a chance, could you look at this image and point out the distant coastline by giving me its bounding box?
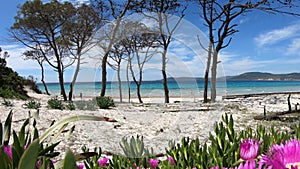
[38,72,300,85]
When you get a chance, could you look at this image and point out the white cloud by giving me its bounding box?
[2,45,41,70]
[222,54,279,76]
[286,38,300,56]
[254,24,300,47]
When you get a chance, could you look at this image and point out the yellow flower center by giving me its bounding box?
[286,162,300,169]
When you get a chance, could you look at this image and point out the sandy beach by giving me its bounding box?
[1,89,300,160]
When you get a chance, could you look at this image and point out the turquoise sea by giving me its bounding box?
[38,80,300,98]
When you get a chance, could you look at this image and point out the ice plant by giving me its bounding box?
[149,159,159,169]
[240,139,260,161]
[167,157,176,166]
[235,160,256,169]
[77,163,84,169]
[4,145,12,161]
[98,157,109,167]
[259,139,300,169]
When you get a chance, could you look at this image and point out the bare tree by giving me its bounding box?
[139,0,187,103]
[23,49,51,95]
[127,32,160,103]
[107,42,128,102]
[10,0,77,101]
[61,4,102,101]
[198,0,300,102]
[91,0,135,97]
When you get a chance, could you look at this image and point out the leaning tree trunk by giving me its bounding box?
[117,64,123,102]
[69,54,81,101]
[162,50,169,103]
[40,62,50,95]
[210,50,218,102]
[100,18,122,97]
[203,42,213,103]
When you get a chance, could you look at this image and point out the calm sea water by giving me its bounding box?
[38,80,300,98]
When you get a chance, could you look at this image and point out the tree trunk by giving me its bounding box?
[162,50,169,103]
[137,83,143,103]
[100,53,108,97]
[117,64,122,102]
[69,54,81,101]
[126,61,131,103]
[100,18,122,97]
[58,67,67,101]
[210,50,218,102]
[203,42,213,103]
[288,94,292,112]
[39,62,50,95]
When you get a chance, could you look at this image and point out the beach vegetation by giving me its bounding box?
[66,102,76,111]
[23,100,41,109]
[2,99,14,107]
[95,96,115,109]
[23,75,43,94]
[47,97,65,110]
[0,110,116,169]
[1,109,300,168]
[0,58,29,100]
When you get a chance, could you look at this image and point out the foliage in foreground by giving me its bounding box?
[0,110,116,169]
[1,109,300,169]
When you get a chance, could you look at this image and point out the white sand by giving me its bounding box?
[1,89,300,159]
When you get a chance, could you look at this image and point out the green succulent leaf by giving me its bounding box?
[63,150,77,169]
[18,139,39,169]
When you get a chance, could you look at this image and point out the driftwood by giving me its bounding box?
[163,107,212,112]
[223,91,300,99]
[253,109,300,121]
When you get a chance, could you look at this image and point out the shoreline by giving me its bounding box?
[48,90,300,104]
[222,91,300,99]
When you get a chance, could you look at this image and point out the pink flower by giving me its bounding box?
[236,160,256,169]
[167,157,176,166]
[259,139,300,169]
[149,159,159,169]
[36,160,41,168]
[4,145,12,161]
[240,139,260,161]
[98,157,109,167]
[77,163,84,169]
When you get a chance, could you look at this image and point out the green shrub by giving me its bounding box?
[47,97,64,110]
[2,99,13,107]
[22,75,42,94]
[74,100,97,111]
[23,100,41,109]
[0,58,29,99]
[95,96,115,109]
[66,102,76,111]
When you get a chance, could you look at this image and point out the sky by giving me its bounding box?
[1,1,300,83]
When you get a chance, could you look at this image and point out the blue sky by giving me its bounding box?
[1,1,300,83]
